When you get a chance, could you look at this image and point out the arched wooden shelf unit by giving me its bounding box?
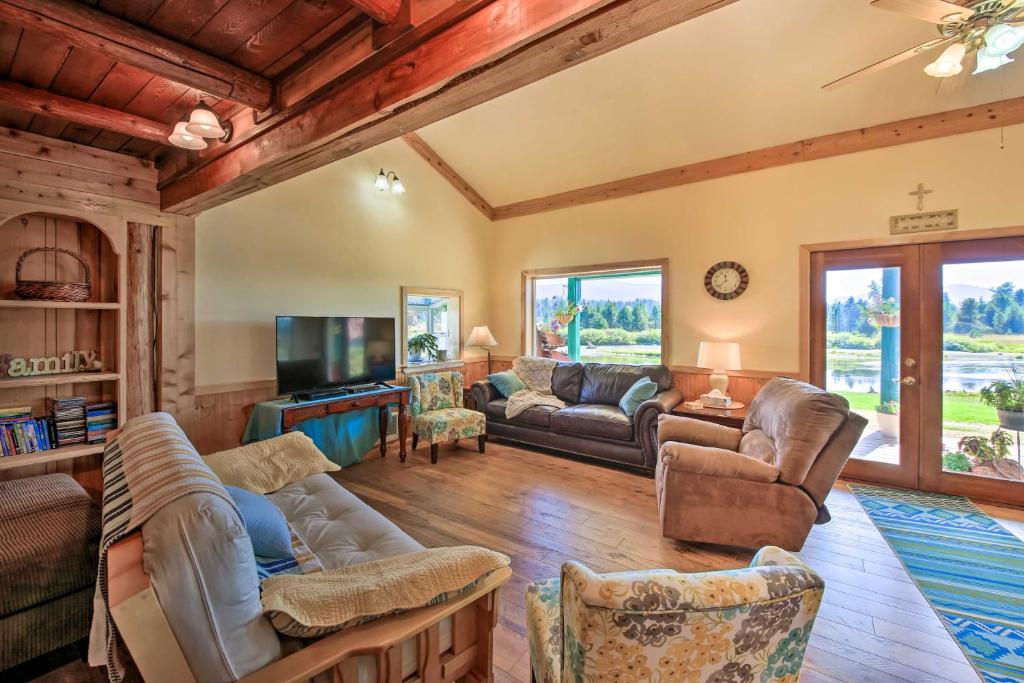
[0,209,126,476]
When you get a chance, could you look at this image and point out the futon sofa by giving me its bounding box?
[471,362,682,471]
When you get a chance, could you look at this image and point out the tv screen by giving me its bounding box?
[276,316,396,395]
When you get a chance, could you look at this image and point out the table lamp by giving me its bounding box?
[466,326,499,374]
[697,341,741,404]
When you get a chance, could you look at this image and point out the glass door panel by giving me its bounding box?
[811,246,921,488]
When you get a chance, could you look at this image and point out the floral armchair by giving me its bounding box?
[408,371,486,463]
[525,546,823,683]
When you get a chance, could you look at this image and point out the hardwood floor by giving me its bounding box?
[33,438,1024,683]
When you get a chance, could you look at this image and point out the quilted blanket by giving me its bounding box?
[261,545,510,638]
[505,356,566,419]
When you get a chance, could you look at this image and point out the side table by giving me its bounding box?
[671,403,747,429]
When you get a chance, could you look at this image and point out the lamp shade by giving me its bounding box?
[466,326,498,347]
[697,341,741,371]
[168,121,207,150]
[185,103,226,138]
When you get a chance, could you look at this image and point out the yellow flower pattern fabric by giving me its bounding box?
[525,546,823,683]
[409,372,483,445]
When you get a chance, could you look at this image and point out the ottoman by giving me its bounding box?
[0,473,100,672]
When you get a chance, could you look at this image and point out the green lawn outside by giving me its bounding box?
[836,390,998,427]
[943,333,1024,355]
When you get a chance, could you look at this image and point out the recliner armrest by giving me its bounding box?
[635,389,684,469]
[657,414,742,451]
[659,441,779,483]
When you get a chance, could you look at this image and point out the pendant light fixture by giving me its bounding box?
[167,121,207,150]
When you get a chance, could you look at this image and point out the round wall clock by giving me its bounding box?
[704,261,749,300]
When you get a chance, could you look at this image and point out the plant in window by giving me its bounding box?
[553,301,585,325]
[876,400,899,415]
[408,333,439,363]
[942,450,973,473]
[957,435,996,462]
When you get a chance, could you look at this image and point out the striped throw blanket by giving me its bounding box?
[87,412,239,682]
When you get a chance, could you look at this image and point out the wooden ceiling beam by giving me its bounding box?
[489,97,1024,220]
[402,132,493,219]
[0,0,272,110]
[351,0,404,24]
[159,0,739,214]
[0,80,171,144]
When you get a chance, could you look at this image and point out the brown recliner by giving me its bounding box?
[654,377,867,551]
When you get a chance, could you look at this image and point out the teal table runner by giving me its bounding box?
[243,397,395,468]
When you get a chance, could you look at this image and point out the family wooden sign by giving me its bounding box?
[0,351,103,378]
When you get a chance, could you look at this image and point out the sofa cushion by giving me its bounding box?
[550,404,633,441]
[551,362,584,403]
[739,430,777,465]
[142,492,282,681]
[487,370,526,398]
[0,474,99,618]
[744,377,850,485]
[267,473,422,571]
[485,399,559,428]
[579,364,671,405]
[224,485,294,560]
[204,432,340,494]
[619,377,658,416]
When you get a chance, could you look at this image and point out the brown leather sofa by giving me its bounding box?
[655,377,867,551]
[471,363,683,471]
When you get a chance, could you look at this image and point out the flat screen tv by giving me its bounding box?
[276,316,396,395]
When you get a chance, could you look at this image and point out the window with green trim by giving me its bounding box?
[530,265,664,365]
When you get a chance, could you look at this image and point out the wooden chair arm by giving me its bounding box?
[239,566,511,683]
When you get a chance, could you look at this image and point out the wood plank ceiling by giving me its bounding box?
[0,0,740,214]
[0,0,360,161]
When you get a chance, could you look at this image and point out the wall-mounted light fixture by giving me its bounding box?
[375,168,406,194]
[168,102,233,149]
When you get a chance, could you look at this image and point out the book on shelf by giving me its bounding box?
[0,405,54,456]
[48,396,87,448]
[86,401,117,444]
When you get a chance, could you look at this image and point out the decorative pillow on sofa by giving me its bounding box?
[488,370,527,398]
[619,377,658,416]
[204,432,340,494]
[224,485,294,560]
[260,545,510,638]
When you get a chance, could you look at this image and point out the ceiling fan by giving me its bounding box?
[824,0,1024,89]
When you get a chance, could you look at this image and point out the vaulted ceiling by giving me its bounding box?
[418,0,1024,206]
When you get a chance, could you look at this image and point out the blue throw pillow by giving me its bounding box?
[224,485,293,560]
[488,370,527,398]
[619,377,659,416]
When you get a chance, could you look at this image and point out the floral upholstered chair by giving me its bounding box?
[409,371,486,464]
[525,546,823,683]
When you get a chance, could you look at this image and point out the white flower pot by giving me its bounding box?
[876,411,900,439]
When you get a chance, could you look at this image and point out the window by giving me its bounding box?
[401,287,462,366]
[525,260,667,365]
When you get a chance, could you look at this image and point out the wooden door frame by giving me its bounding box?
[809,245,922,489]
[801,224,1024,500]
[919,235,1024,505]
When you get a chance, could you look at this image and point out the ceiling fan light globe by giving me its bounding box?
[974,46,1013,73]
[184,106,226,138]
[984,23,1024,57]
[924,42,966,77]
[168,121,208,150]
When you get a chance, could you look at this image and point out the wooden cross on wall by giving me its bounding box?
[909,183,932,211]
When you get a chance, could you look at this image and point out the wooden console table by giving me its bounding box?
[281,386,411,461]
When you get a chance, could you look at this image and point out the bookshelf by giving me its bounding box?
[0,212,125,475]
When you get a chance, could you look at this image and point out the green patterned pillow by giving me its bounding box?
[619,377,658,416]
[488,370,527,398]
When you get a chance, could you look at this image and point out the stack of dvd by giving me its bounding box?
[0,406,54,456]
[86,401,117,444]
[49,397,87,447]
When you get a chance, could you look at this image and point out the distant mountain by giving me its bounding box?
[946,284,992,304]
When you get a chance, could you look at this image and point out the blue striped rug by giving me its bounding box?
[851,484,1024,683]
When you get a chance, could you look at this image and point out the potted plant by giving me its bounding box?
[957,434,996,463]
[552,301,585,326]
[408,333,438,364]
[868,292,900,328]
[876,400,899,439]
[979,364,1024,431]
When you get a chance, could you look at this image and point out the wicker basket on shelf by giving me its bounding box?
[14,247,92,302]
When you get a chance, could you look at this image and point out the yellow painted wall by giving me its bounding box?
[485,125,1024,373]
[195,126,1024,384]
[194,139,492,386]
